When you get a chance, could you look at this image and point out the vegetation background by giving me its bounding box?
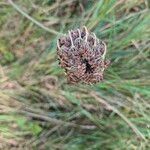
[0,0,149,149]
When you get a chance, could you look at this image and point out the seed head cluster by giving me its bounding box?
[57,26,109,84]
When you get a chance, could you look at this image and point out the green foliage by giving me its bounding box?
[0,40,15,65]
[0,0,149,149]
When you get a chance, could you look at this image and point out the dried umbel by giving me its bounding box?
[57,26,109,84]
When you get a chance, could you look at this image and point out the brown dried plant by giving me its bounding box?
[57,26,109,84]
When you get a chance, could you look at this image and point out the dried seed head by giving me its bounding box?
[57,26,110,84]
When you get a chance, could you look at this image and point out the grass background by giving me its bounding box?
[0,0,150,149]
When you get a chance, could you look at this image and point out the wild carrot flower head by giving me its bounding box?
[57,26,109,84]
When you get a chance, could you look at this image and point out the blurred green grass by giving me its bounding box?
[0,0,150,149]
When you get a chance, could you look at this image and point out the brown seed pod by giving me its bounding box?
[57,26,110,84]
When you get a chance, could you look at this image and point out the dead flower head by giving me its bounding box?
[57,26,110,84]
